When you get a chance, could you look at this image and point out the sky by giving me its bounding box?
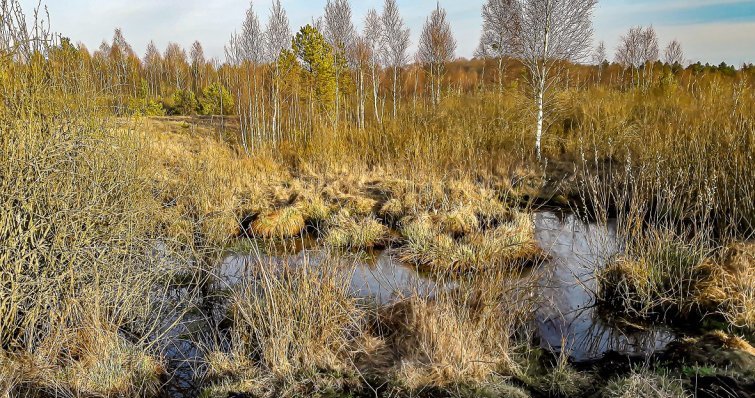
[20,0,755,66]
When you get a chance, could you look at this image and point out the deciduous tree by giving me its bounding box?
[517,0,597,159]
[363,8,383,123]
[418,3,456,105]
[381,0,410,119]
[477,0,521,92]
[323,0,355,125]
[664,39,684,66]
[616,26,659,87]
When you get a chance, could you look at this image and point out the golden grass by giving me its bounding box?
[375,269,539,391]
[399,211,542,272]
[698,242,755,329]
[251,206,306,239]
[599,231,755,330]
[437,205,479,237]
[212,257,364,395]
[0,320,163,397]
[64,326,163,396]
[597,230,709,319]
[298,191,332,227]
[323,210,389,249]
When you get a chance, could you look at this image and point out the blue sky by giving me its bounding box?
[22,0,755,65]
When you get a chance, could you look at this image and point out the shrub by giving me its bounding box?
[164,89,198,115]
[200,82,235,115]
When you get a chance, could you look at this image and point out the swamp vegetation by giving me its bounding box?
[2,0,755,397]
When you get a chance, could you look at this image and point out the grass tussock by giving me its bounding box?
[599,231,755,330]
[323,210,389,250]
[251,206,307,239]
[204,258,364,396]
[603,369,689,398]
[373,270,539,392]
[597,229,710,320]
[399,211,542,272]
[698,242,755,328]
[0,329,162,398]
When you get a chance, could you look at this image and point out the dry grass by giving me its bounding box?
[374,269,539,392]
[599,230,755,330]
[603,369,689,398]
[205,256,365,396]
[251,206,307,239]
[697,242,755,329]
[0,114,168,396]
[437,205,479,237]
[323,210,389,250]
[597,229,710,320]
[399,211,543,272]
[0,308,163,397]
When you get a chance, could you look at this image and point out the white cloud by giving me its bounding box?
[19,0,755,65]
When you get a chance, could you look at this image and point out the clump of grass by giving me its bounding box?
[376,270,538,391]
[398,213,456,267]
[398,211,542,272]
[597,229,709,320]
[529,348,591,397]
[698,242,755,329]
[0,321,163,397]
[379,197,408,226]
[324,210,389,250]
[207,258,365,395]
[331,193,378,217]
[299,192,332,228]
[437,205,479,237]
[599,230,755,329]
[63,325,164,397]
[251,206,306,239]
[474,198,514,230]
[603,368,689,398]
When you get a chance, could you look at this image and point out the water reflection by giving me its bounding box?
[218,248,440,304]
[161,211,678,396]
[533,211,676,361]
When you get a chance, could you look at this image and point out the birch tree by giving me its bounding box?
[190,41,206,93]
[592,40,606,83]
[144,41,162,97]
[225,3,266,149]
[418,3,456,106]
[477,0,521,93]
[363,8,383,123]
[265,0,291,141]
[592,40,606,65]
[664,39,683,66]
[323,0,356,125]
[381,0,410,119]
[518,0,597,159]
[616,26,659,87]
[240,1,264,64]
[352,34,369,129]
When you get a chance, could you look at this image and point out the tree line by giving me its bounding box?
[4,0,753,155]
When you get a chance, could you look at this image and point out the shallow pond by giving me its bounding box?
[160,211,677,396]
[532,211,676,361]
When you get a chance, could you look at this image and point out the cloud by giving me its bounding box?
[595,0,755,64]
[18,0,755,65]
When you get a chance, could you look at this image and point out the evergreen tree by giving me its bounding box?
[293,25,337,115]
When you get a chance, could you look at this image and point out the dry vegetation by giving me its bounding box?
[2,0,755,396]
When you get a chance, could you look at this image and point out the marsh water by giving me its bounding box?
[160,211,677,396]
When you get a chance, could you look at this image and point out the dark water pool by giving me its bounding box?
[160,211,676,396]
